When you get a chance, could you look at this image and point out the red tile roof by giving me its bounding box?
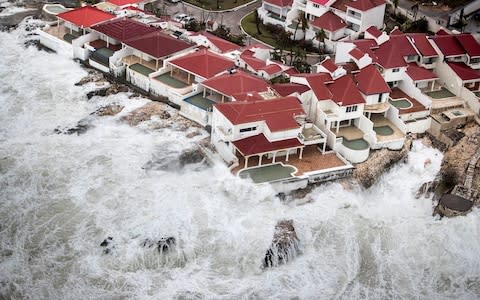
[240,50,283,75]
[124,31,193,59]
[91,18,156,42]
[406,63,438,81]
[311,11,346,32]
[328,75,365,106]
[233,133,303,156]
[306,74,333,100]
[107,0,142,6]
[354,64,390,95]
[168,48,234,79]
[407,33,438,57]
[198,31,241,53]
[349,47,366,60]
[373,35,417,68]
[57,6,115,29]
[346,0,385,11]
[390,27,403,35]
[215,96,304,132]
[456,34,480,57]
[447,62,480,81]
[311,0,329,5]
[319,57,338,73]
[432,35,465,57]
[366,26,382,38]
[264,0,293,7]
[272,83,310,96]
[201,70,270,97]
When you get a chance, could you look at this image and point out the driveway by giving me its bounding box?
[157,0,261,35]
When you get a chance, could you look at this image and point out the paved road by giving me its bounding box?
[157,0,261,35]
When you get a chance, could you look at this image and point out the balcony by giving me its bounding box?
[298,123,326,146]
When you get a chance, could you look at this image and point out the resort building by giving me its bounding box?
[38,6,115,54]
[257,0,386,50]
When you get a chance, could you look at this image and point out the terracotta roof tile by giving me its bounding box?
[272,82,310,96]
[447,62,480,81]
[328,75,365,106]
[124,31,194,59]
[346,0,385,11]
[264,0,293,7]
[168,48,234,79]
[432,35,465,57]
[366,26,382,38]
[406,63,438,81]
[57,6,115,28]
[407,33,438,57]
[107,0,142,7]
[201,70,270,97]
[233,133,302,156]
[311,11,346,32]
[354,64,390,95]
[198,31,241,53]
[91,18,156,42]
[215,96,304,132]
[456,34,480,57]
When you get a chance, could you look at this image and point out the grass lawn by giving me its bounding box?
[241,11,281,48]
[183,0,252,10]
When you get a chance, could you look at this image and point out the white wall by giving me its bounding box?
[305,2,327,18]
[36,28,72,57]
[364,93,388,105]
[180,102,209,126]
[359,4,385,31]
[397,76,432,108]
[383,67,406,82]
[334,42,355,64]
[406,117,431,134]
[461,87,480,115]
[264,126,300,142]
[72,32,99,60]
[434,61,463,95]
[126,67,150,91]
[386,106,407,134]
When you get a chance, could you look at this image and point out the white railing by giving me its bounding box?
[334,138,370,164]
[386,106,408,134]
[461,87,480,115]
[72,32,98,60]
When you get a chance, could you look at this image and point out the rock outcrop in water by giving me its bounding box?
[54,117,92,135]
[353,136,413,188]
[178,147,205,166]
[122,102,171,126]
[142,237,176,253]
[263,220,300,268]
[75,69,105,86]
[92,104,124,117]
[86,84,129,99]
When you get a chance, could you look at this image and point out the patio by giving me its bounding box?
[370,115,405,142]
[426,87,455,99]
[90,47,114,66]
[123,55,158,71]
[337,126,364,140]
[389,88,428,114]
[154,73,189,89]
[232,145,346,176]
[184,94,216,111]
[44,23,81,43]
[129,63,155,76]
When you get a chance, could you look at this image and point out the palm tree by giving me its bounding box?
[393,0,399,16]
[315,29,327,54]
[300,12,309,40]
[253,9,262,35]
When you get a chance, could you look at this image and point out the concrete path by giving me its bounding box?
[156,0,261,35]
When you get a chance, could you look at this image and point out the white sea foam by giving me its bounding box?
[0,22,479,299]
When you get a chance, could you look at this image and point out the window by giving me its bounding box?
[378,94,383,103]
[392,68,400,73]
[240,126,257,133]
[313,3,319,8]
[346,105,358,113]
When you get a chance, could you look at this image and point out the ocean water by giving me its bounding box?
[0,21,479,300]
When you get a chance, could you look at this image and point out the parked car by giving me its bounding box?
[174,13,187,22]
[180,16,195,25]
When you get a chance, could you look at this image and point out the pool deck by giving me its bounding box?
[239,163,296,183]
[232,145,346,176]
[337,126,364,140]
[371,115,405,142]
[154,73,189,89]
[389,88,428,114]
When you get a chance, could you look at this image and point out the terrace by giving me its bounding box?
[183,94,216,111]
[232,145,347,177]
[44,23,81,43]
[389,88,429,114]
[370,115,405,143]
[337,126,370,150]
[424,87,464,113]
[123,55,157,76]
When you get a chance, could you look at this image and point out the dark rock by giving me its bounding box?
[75,70,104,86]
[54,118,92,135]
[141,238,155,248]
[92,104,124,117]
[415,180,440,199]
[263,220,300,268]
[178,147,204,167]
[157,237,176,253]
[100,236,113,247]
[103,248,111,255]
[159,110,171,119]
[0,8,39,28]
